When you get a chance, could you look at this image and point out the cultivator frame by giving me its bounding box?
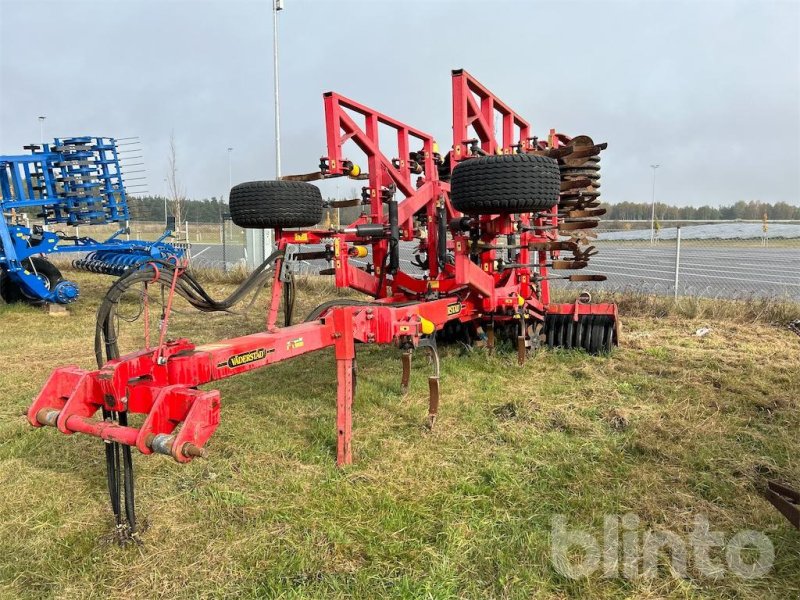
[0,136,182,304]
[28,70,617,535]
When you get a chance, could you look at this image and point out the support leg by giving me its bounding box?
[336,357,354,466]
[487,322,495,354]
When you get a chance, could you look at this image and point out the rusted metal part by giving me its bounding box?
[517,335,526,365]
[573,246,599,260]
[563,208,606,219]
[560,189,601,199]
[567,274,607,282]
[766,481,800,529]
[536,273,607,282]
[280,171,325,182]
[558,221,598,233]
[528,145,574,159]
[417,336,441,429]
[559,198,601,210]
[550,260,588,270]
[527,240,578,252]
[562,144,607,167]
[427,376,440,428]
[560,177,592,192]
[327,198,363,208]
[487,322,495,353]
[400,350,412,395]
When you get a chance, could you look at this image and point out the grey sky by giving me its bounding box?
[1,0,798,207]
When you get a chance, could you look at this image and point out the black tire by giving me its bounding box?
[450,154,560,215]
[229,181,323,229]
[0,257,62,305]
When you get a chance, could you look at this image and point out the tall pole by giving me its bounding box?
[266,0,283,255]
[227,147,234,197]
[273,1,282,180]
[650,164,660,244]
[38,116,46,146]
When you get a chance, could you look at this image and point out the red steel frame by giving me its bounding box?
[28,69,616,467]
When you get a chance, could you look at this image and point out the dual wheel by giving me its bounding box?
[544,314,615,355]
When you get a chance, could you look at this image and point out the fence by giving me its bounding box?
[43,218,800,301]
[556,223,800,301]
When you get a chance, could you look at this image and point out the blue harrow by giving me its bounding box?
[0,136,183,304]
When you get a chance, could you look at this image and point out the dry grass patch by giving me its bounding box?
[0,273,798,598]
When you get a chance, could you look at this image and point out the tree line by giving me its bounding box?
[127,196,799,224]
[602,200,799,221]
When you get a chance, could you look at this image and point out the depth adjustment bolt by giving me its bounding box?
[35,408,60,427]
[147,433,208,460]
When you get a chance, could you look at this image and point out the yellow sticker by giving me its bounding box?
[294,232,309,242]
[286,338,304,350]
[447,302,462,316]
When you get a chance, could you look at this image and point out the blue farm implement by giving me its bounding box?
[0,136,182,304]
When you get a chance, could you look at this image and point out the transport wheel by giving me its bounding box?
[229,180,323,229]
[0,257,63,305]
[450,154,560,214]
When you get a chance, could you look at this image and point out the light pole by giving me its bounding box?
[650,164,660,244]
[38,116,46,146]
[266,0,283,256]
[227,147,234,197]
[273,0,282,181]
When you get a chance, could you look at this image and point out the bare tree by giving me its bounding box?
[166,130,187,233]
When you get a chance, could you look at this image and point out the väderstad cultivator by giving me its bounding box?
[27,70,617,538]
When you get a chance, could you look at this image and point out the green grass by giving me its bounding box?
[0,272,798,599]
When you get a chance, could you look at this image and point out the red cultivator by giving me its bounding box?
[28,69,617,538]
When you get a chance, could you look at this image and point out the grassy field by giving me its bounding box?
[0,272,798,599]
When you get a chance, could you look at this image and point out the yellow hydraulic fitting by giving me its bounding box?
[350,245,368,258]
[419,317,435,335]
[348,163,361,178]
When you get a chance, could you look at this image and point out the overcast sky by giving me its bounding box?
[1,0,798,206]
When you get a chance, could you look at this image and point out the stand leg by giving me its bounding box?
[336,357,354,466]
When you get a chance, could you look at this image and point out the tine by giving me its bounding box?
[551,260,588,270]
[528,241,578,252]
[567,274,607,282]
[574,246,599,259]
[558,220,599,232]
